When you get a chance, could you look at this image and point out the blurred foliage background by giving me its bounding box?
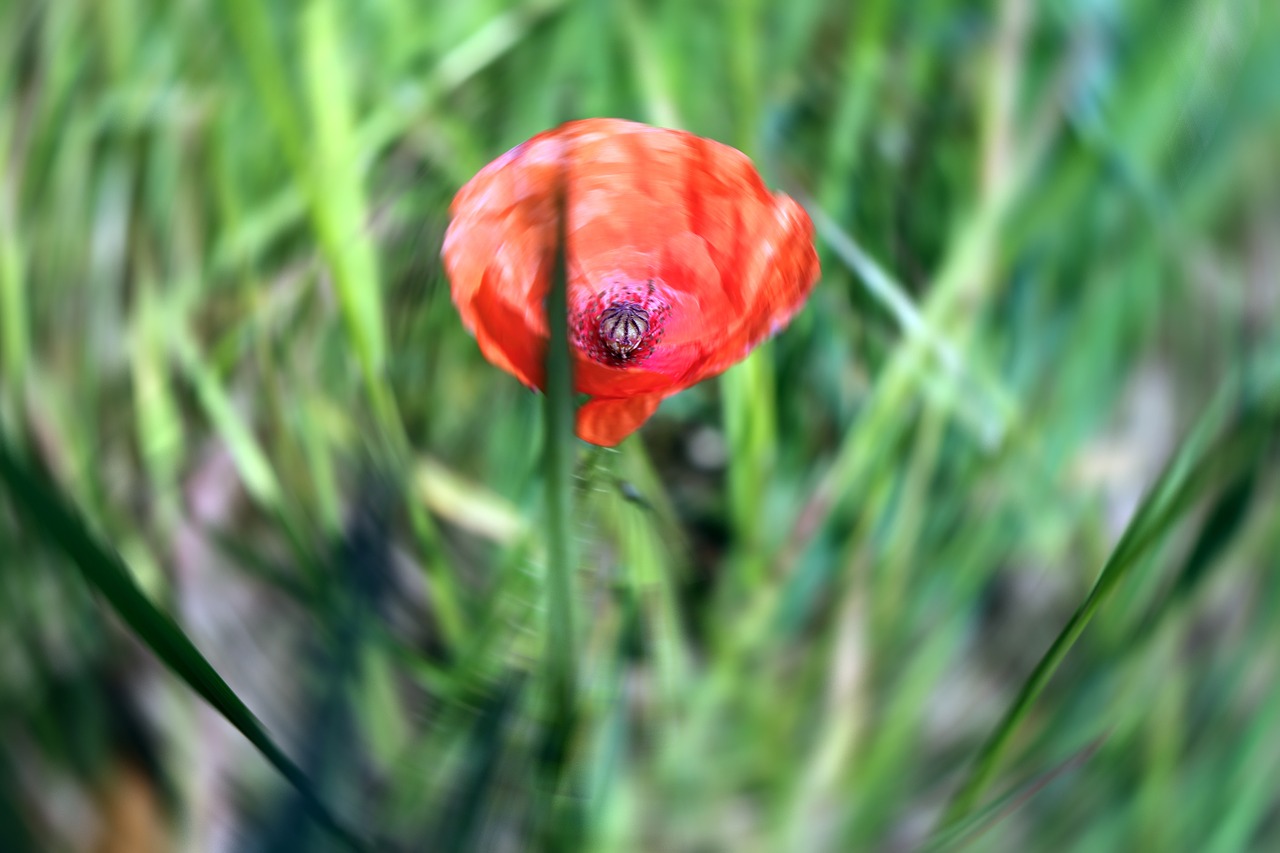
[2,0,1279,850]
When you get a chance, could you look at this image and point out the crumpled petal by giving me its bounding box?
[469,265,547,390]
[442,118,820,446]
[576,394,664,447]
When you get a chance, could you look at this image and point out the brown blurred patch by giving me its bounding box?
[94,759,170,853]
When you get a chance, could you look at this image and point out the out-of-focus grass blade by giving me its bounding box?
[359,644,411,770]
[435,0,563,93]
[604,441,692,709]
[428,675,526,850]
[213,0,565,276]
[222,0,395,437]
[221,0,307,168]
[818,0,889,217]
[1203,624,1280,853]
[940,369,1279,828]
[621,0,681,129]
[720,354,777,548]
[810,202,1017,447]
[170,329,282,512]
[1168,462,1260,601]
[718,0,781,550]
[0,437,365,850]
[302,0,387,398]
[1125,458,1262,647]
[0,116,28,408]
[924,734,1109,853]
[295,394,343,534]
[130,279,185,522]
[725,0,761,148]
[415,455,527,545]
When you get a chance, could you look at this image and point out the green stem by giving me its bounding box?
[544,163,577,712]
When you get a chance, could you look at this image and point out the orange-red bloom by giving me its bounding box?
[442,118,819,446]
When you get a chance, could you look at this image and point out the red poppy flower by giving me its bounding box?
[442,118,819,446]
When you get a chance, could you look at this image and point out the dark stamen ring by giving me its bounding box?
[598,303,650,358]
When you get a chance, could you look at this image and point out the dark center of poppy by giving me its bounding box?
[572,282,671,367]
[598,302,650,359]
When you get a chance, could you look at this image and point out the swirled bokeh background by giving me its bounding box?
[1,1,1278,850]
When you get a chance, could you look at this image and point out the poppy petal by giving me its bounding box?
[687,196,818,384]
[575,394,663,446]
[470,265,547,390]
[443,118,820,446]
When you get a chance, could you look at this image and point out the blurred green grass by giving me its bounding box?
[2,0,1279,850]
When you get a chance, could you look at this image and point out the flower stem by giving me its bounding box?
[544,163,577,714]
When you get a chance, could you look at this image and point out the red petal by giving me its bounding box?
[686,196,819,384]
[575,394,663,446]
[470,265,547,390]
[443,118,821,418]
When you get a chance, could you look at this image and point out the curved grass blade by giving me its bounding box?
[925,734,1109,853]
[1126,460,1262,648]
[0,436,366,851]
[939,369,1279,830]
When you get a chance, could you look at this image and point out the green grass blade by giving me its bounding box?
[0,108,29,413]
[301,0,388,397]
[940,372,1278,828]
[0,435,366,850]
[170,329,282,512]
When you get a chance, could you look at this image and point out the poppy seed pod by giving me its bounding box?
[442,118,820,446]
